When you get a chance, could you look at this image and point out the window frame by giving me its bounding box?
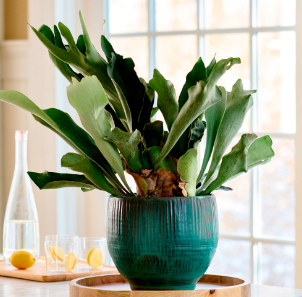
[104,0,298,286]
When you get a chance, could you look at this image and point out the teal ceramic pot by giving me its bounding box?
[106,195,218,291]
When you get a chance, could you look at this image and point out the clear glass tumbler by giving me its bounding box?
[45,235,78,273]
[77,237,106,271]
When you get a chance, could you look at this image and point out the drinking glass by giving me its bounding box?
[45,235,78,273]
[77,237,106,271]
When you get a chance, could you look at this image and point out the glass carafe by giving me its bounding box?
[3,131,40,265]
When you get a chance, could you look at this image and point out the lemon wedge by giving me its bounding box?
[87,248,104,269]
[9,251,35,269]
[52,245,65,262]
[65,252,77,271]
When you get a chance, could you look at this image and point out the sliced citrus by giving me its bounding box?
[86,248,97,263]
[87,248,104,269]
[48,245,55,260]
[52,245,65,262]
[9,251,35,269]
[65,252,77,271]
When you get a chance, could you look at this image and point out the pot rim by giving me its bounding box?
[109,194,215,200]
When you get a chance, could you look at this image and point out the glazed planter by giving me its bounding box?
[106,195,218,291]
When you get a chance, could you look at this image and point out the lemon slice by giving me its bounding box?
[87,248,104,269]
[9,251,35,269]
[52,245,65,262]
[65,252,77,271]
[86,248,96,263]
[48,245,55,260]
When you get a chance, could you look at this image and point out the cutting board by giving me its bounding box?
[0,258,118,282]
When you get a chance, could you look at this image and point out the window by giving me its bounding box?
[105,0,296,287]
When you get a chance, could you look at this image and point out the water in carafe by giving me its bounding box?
[3,131,40,265]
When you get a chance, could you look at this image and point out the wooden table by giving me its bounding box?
[0,276,302,297]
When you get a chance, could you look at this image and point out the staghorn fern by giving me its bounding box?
[0,12,274,197]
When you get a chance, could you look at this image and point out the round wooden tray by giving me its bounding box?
[70,273,251,296]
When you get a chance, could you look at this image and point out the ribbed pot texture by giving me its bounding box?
[106,195,218,290]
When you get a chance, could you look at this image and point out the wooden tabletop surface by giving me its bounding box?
[0,276,302,297]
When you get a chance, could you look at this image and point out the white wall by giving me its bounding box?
[295,0,302,289]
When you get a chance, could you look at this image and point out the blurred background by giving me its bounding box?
[0,0,300,289]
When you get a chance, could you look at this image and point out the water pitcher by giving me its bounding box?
[3,131,40,265]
